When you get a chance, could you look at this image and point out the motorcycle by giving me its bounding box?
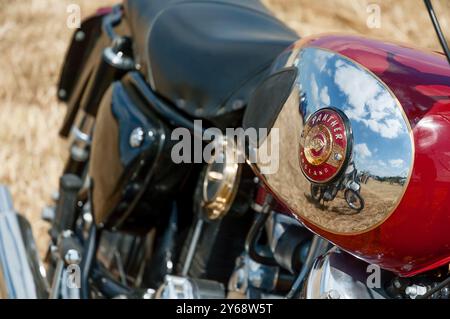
[310,161,365,212]
[0,0,449,300]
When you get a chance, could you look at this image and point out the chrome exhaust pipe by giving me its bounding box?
[0,185,49,298]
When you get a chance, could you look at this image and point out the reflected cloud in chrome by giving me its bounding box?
[253,47,414,233]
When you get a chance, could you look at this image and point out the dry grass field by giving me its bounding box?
[0,0,448,256]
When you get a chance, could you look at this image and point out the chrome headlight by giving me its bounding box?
[201,137,242,220]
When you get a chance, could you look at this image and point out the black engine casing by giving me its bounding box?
[90,75,190,233]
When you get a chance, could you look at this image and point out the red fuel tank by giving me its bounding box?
[248,34,450,276]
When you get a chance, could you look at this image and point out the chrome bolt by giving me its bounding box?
[143,289,155,299]
[58,89,67,99]
[62,230,74,238]
[51,191,60,203]
[323,290,340,299]
[65,249,81,265]
[334,153,343,161]
[50,245,58,253]
[249,273,262,288]
[129,127,145,148]
[232,99,245,110]
[83,212,93,224]
[75,30,85,42]
[405,285,427,299]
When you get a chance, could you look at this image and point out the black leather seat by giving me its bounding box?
[124,0,299,123]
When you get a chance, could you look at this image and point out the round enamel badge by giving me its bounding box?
[300,108,352,184]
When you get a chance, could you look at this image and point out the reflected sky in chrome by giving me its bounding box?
[296,48,412,178]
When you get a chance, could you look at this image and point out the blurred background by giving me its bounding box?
[0,0,448,256]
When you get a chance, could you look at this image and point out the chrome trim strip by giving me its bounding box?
[0,186,48,298]
[303,247,386,299]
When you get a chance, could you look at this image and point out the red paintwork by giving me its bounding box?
[255,186,290,213]
[415,85,450,97]
[286,35,450,277]
[304,35,450,127]
[95,7,113,16]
